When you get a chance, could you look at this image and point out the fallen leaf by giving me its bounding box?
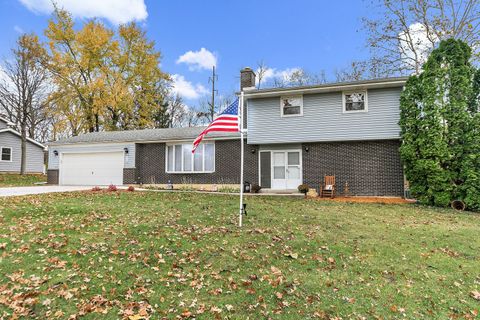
[471,290,480,301]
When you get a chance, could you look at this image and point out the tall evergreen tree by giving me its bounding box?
[400,39,480,209]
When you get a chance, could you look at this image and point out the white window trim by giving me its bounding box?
[280,95,303,117]
[0,147,12,162]
[165,142,215,174]
[342,90,368,113]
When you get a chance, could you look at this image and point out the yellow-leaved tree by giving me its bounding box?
[44,8,170,134]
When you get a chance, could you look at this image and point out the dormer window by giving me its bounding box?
[343,91,368,113]
[280,95,303,117]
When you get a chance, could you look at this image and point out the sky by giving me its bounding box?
[0,0,374,108]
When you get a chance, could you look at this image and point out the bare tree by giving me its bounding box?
[270,68,327,88]
[256,60,269,89]
[195,94,235,125]
[0,34,49,174]
[334,61,368,82]
[363,0,480,75]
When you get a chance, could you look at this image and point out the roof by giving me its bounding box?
[48,126,240,146]
[0,128,46,149]
[242,76,409,98]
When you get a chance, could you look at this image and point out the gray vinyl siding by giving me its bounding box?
[247,87,402,144]
[0,131,44,173]
[0,121,8,130]
[48,142,136,170]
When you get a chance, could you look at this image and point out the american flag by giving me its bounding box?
[192,99,240,153]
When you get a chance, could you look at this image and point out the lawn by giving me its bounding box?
[0,191,479,319]
[0,173,46,187]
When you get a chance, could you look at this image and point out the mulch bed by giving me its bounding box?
[313,196,416,204]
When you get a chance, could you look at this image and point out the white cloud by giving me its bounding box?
[176,48,217,71]
[171,74,208,100]
[256,67,302,86]
[399,22,438,71]
[18,0,148,24]
[14,25,24,34]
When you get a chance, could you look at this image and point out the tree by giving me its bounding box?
[44,7,169,135]
[334,61,368,82]
[400,39,480,209]
[0,34,49,174]
[256,60,269,89]
[196,95,234,124]
[363,0,480,75]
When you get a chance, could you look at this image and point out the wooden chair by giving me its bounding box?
[320,175,336,198]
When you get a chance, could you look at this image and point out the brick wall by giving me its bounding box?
[136,140,258,185]
[123,168,137,184]
[302,140,404,197]
[47,169,59,184]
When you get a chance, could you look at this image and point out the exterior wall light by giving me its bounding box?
[53,150,59,156]
[124,147,129,154]
[304,146,310,152]
[251,147,256,154]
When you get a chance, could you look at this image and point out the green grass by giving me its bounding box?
[0,191,479,319]
[0,173,46,187]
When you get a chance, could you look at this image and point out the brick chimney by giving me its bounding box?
[240,67,256,90]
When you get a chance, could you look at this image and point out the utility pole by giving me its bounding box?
[208,66,218,121]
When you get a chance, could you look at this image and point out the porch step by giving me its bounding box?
[259,189,301,195]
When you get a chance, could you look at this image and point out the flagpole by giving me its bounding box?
[239,91,245,227]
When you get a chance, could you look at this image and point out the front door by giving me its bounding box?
[271,151,302,189]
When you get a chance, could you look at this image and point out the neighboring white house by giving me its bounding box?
[0,116,45,174]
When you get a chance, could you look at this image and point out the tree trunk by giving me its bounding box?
[20,125,27,175]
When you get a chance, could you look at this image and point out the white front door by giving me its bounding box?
[271,150,302,190]
[60,152,124,186]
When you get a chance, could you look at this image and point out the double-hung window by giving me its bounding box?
[1,147,12,161]
[280,95,303,117]
[343,91,368,112]
[166,143,215,173]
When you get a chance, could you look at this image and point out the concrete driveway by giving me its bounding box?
[0,186,93,197]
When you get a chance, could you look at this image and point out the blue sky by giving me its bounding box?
[0,0,373,107]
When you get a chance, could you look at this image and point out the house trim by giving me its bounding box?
[242,78,407,99]
[47,136,239,147]
[0,128,45,149]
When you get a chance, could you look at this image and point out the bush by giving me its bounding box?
[127,186,135,192]
[107,184,118,192]
[400,39,480,210]
[91,186,102,192]
[298,184,309,195]
[251,184,262,193]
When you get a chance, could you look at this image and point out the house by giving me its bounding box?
[47,69,407,197]
[0,116,46,174]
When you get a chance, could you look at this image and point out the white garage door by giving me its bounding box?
[60,152,124,186]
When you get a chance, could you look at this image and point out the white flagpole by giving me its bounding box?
[239,91,245,227]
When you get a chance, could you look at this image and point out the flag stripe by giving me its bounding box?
[192,99,240,152]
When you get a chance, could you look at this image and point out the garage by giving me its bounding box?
[59,152,124,186]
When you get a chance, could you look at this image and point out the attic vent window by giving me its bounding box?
[280,95,303,117]
[343,91,368,112]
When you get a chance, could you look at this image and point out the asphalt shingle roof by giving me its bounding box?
[48,126,239,145]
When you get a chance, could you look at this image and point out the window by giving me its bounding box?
[1,147,11,161]
[280,95,303,117]
[166,143,214,173]
[343,91,367,112]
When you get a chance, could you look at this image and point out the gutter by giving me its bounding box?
[240,77,408,99]
[47,135,241,147]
